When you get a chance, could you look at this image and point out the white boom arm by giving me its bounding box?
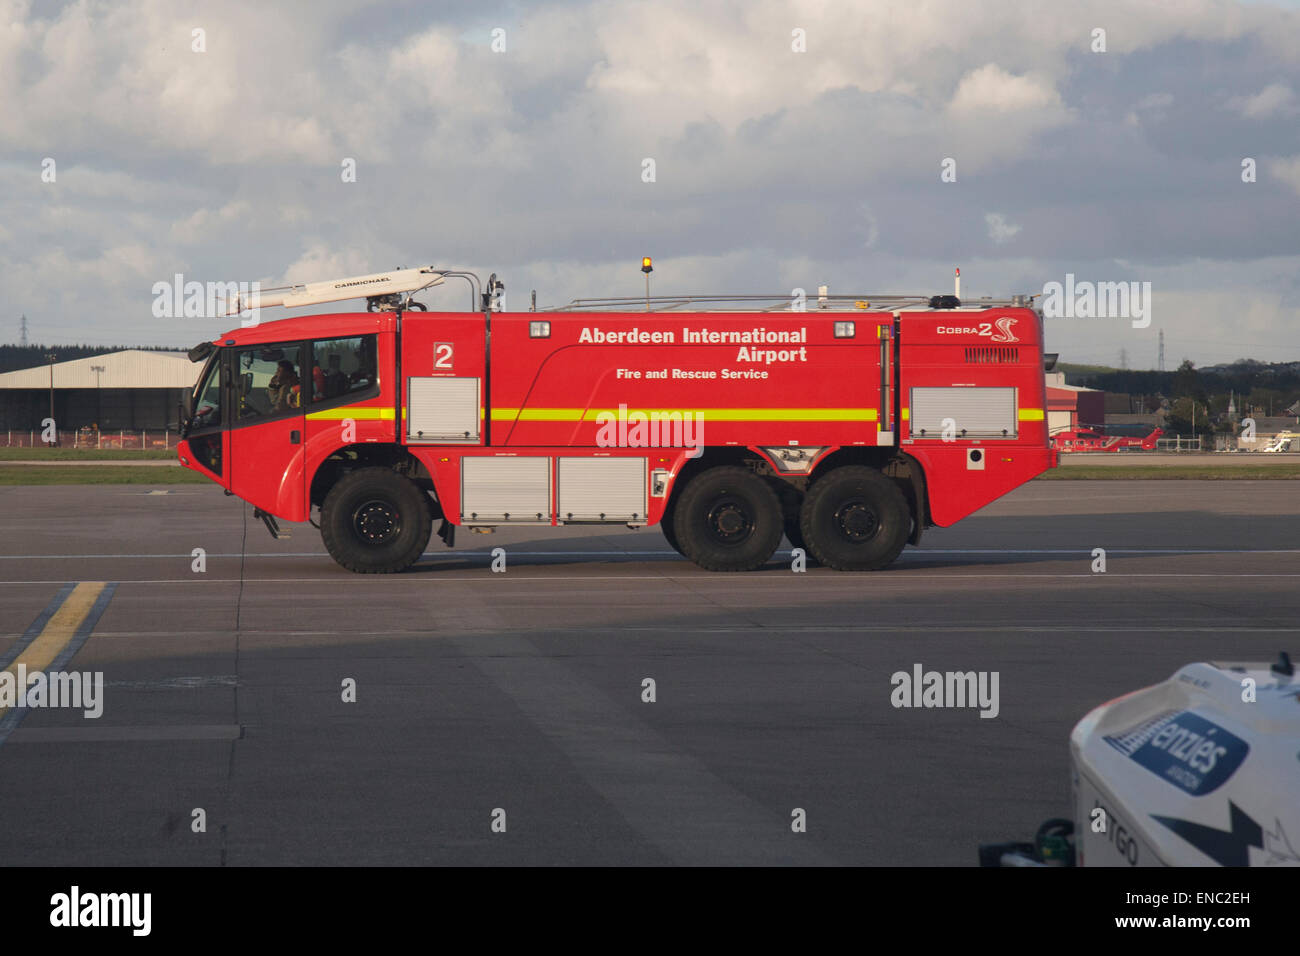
[225,266,446,315]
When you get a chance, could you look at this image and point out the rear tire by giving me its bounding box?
[320,467,432,573]
[672,466,782,571]
[799,466,908,571]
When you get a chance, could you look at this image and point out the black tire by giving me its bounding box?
[799,466,909,571]
[320,466,432,573]
[672,466,782,571]
[659,497,685,556]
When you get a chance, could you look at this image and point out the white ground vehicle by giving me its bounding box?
[1261,432,1297,453]
[982,654,1300,866]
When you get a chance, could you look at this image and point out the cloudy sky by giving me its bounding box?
[2,0,1298,366]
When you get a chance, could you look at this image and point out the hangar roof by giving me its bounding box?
[0,351,197,389]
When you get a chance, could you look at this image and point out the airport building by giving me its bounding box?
[1045,371,1105,435]
[0,350,197,436]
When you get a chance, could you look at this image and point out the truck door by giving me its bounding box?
[399,314,487,446]
[227,341,308,521]
[181,350,229,490]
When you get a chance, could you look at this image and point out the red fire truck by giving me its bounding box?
[177,267,1056,573]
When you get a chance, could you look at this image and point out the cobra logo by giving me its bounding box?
[990,317,1019,343]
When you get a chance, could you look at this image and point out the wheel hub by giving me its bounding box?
[353,499,402,544]
[707,496,753,543]
[835,498,879,541]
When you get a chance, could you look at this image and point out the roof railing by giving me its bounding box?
[535,293,1040,313]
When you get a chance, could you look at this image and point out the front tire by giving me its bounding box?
[799,466,909,571]
[672,466,782,571]
[659,497,685,556]
[320,467,432,573]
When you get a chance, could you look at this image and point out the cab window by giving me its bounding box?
[311,335,378,404]
[235,345,303,422]
[191,355,223,430]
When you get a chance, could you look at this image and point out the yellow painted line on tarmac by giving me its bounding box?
[1,582,108,719]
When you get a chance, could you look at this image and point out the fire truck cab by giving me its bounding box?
[178,268,1056,573]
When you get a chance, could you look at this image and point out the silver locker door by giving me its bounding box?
[461,457,550,522]
[558,457,647,521]
[910,387,1018,438]
[408,377,480,442]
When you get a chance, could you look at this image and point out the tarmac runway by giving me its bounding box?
[1057,452,1300,466]
[0,479,1296,865]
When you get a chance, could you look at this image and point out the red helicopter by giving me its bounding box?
[1051,425,1163,452]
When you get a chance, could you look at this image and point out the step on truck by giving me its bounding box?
[177,266,1058,573]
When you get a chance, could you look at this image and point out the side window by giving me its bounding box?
[311,335,378,404]
[234,344,303,422]
[191,356,223,430]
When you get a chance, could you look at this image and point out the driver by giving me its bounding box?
[268,360,300,412]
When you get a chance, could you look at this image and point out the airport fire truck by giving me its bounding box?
[177,266,1056,573]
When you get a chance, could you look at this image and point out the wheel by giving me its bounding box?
[659,497,686,556]
[320,467,432,573]
[799,466,909,571]
[671,466,782,571]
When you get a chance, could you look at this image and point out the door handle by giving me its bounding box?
[290,430,301,444]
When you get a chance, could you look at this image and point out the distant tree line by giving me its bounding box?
[0,344,179,374]
[1061,359,1300,436]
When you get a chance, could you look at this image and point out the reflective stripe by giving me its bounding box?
[491,408,877,423]
[901,408,909,421]
[306,407,395,421]
[490,408,585,422]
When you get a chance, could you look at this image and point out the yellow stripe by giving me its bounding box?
[306,407,395,421]
[1018,408,1045,421]
[492,408,877,423]
[491,408,585,422]
[901,407,909,421]
[1,583,106,716]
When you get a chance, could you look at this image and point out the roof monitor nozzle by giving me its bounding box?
[224,266,447,315]
[483,273,505,312]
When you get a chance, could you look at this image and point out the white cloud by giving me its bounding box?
[281,244,384,286]
[949,64,1062,113]
[985,213,1022,244]
[3,0,1300,354]
[1232,82,1295,117]
[1270,155,1300,197]
[170,200,253,245]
